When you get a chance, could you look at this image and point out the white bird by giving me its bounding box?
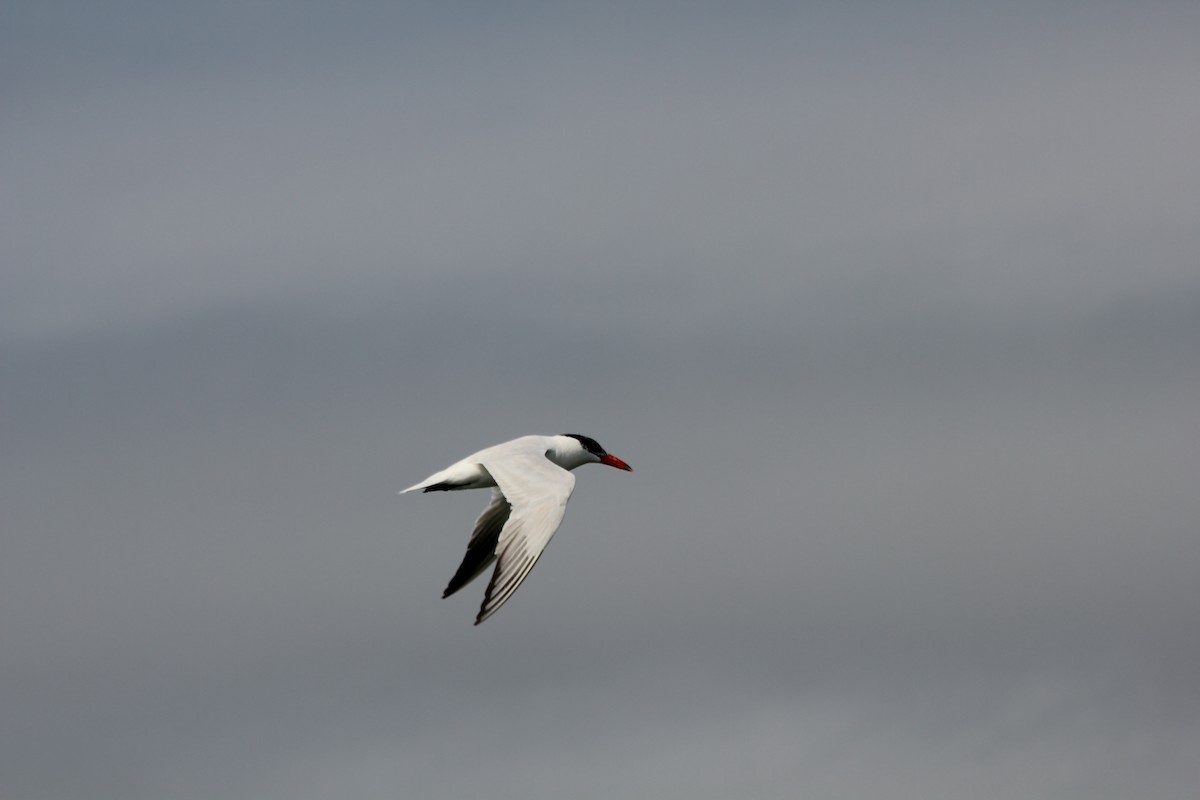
[401,434,633,625]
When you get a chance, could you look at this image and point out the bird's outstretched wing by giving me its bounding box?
[442,487,510,599]
[472,453,576,624]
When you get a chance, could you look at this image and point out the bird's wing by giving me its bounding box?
[442,488,510,598]
[472,451,576,624]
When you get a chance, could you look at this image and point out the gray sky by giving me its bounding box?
[3,2,1199,798]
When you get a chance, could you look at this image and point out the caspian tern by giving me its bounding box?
[402,434,633,625]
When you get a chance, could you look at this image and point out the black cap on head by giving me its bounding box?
[562,433,606,457]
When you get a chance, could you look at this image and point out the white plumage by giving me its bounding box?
[402,434,632,624]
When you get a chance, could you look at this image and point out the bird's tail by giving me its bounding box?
[399,467,459,494]
[400,461,491,494]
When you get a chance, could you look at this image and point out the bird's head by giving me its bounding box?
[560,434,633,472]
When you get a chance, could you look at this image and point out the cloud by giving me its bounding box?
[4,2,1199,340]
[2,2,1199,798]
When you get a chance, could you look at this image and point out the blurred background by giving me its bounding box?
[3,2,1198,798]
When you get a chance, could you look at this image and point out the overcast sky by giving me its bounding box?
[3,2,1199,798]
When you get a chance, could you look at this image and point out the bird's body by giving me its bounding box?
[402,434,632,624]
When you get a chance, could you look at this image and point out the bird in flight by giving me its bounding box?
[401,434,633,624]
